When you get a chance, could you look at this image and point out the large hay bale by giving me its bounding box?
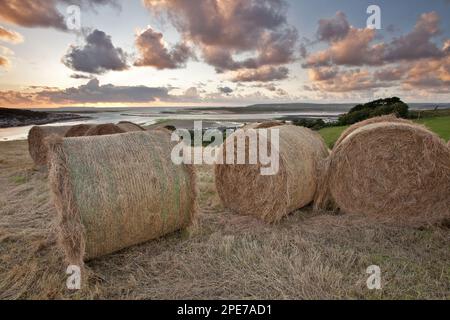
[28,126,72,166]
[84,123,125,136]
[255,121,285,129]
[64,124,94,137]
[215,125,329,223]
[334,114,411,147]
[117,121,145,132]
[48,131,197,264]
[317,122,450,221]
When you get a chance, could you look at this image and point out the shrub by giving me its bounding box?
[338,97,409,126]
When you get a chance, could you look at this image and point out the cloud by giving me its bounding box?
[402,55,450,93]
[308,67,338,81]
[0,26,23,43]
[317,11,350,42]
[143,0,298,81]
[0,79,172,106]
[0,45,13,68]
[373,66,407,81]
[232,66,289,82]
[35,78,169,104]
[134,27,193,69]
[303,27,385,67]
[304,69,391,93]
[70,73,94,79]
[304,11,448,69]
[384,12,444,62]
[0,55,9,67]
[62,29,128,74]
[303,11,450,94]
[0,78,294,107]
[218,86,233,95]
[0,0,118,30]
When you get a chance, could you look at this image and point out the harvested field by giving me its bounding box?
[0,140,449,299]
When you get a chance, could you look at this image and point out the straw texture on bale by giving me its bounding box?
[240,122,260,130]
[255,121,285,129]
[117,121,145,132]
[84,123,125,136]
[64,124,94,137]
[48,131,197,265]
[334,114,411,147]
[316,122,450,221]
[215,125,329,223]
[28,126,72,166]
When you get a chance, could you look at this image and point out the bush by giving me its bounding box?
[338,97,409,126]
[292,118,328,130]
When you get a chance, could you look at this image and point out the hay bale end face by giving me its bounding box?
[64,124,94,137]
[117,121,145,132]
[28,126,72,166]
[84,123,125,136]
[322,122,450,221]
[48,131,197,264]
[215,125,329,223]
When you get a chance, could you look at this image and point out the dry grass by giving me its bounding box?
[0,140,449,300]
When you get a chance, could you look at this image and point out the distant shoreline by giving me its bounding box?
[0,107,91,129]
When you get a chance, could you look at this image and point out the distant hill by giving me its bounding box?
[189,102,450,114]
[189,103,355,114]
[0,107,89,128]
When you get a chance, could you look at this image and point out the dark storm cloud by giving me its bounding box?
[62,29,128,74]
[36,78,170,104]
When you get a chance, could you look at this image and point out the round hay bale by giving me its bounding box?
[117,121,145,132]
[84,123,125,136]
[28,126,72,166]
[215,125,329,223]
[320,122,450,221]
[334,115,412,147]
[240,122,259,130]
[255,121,284,129]
[48,131,197,264]
[64,124,94,137]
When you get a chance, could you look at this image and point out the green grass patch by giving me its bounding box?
[318,125,348,148]
[415,116,450,142]
[319,115,450,148]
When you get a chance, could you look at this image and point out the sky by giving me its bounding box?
[0,0,449,108]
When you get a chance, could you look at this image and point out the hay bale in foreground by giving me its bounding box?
[64,124,94,137]
[334,115,411,147]
[117,121,145,132]
[255,121,285,129]
[215,125,329,223]
[28,126,72,166]
[84,123,125,136]
[48,131,197,265]
[316,122,450,221]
